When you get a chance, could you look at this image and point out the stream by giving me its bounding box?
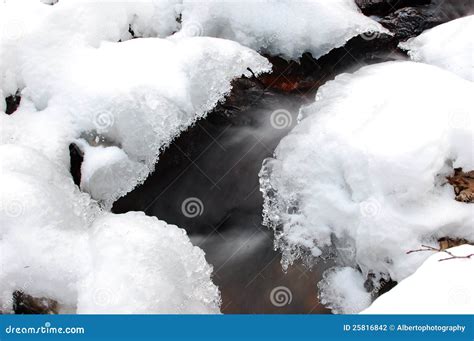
[112,0,472,314]
[113,81,334,313]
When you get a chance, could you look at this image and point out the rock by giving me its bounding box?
[447,168,474,203]
[259,33,399,95]
[379,7,440,39]
[12,291,58,314]
[377,0,474,40]
[5,92,21,115]
[69,143,84,187]
[356,0,430,16]
[438,237,470,250]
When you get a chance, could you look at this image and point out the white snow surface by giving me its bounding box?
[260,61,474,311]
[363,245,474,314]
[318,267,371,314]
[0,0,278,313]
[178,0,389,60]
[0,0,271,206]
[0,144,221,313]
[400,15,474,82]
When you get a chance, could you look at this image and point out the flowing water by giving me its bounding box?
[113,85,335,313]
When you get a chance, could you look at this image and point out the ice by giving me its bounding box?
[260,61,474,312]
[0,145,220,313]
[178,0,389,60]
[362,245,474,314]
[399,15,474,81]
[1,0,271,207]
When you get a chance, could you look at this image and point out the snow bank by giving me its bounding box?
[260,61,474,312]
[77,212,220,314]
[1,0,271,207]
[318,267,371,314]
[400,15,474,81]
[0,144,98,311]
[178,0,389,60]
[363,245,474,314]
[2,0,277,313]
[0,146,220,314]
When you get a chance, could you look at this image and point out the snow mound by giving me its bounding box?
[260,61,474,311]
[0,145,220,313]
[77,212,220,314]
[0,144,98,311]
[317,267,371,314]
[363,245,474,314]
[177,0,389,60]
[1,0,271,207]
[399,15,474,81]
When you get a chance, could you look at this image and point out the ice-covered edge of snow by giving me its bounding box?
[259,61,474,312]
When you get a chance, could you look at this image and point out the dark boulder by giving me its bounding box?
[379,6,441,40]
[356,0,430,16]
[5,92,21,115]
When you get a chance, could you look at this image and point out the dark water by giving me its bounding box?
[113,85,334,313]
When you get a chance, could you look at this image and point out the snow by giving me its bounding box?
[1,0,278,313]
[77,212,220,314]
[0,144,221,313]
[1,0,271,207]
[178,0,389,60]
[399,15,474,81]
[362,245,474,314]
[260,61,474,312]
[0,144,98,312]
[318,267,372,314]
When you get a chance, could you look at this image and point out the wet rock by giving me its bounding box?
[69,143,84,187]
[5,92,21,115]
[377,0,474,40]
[356,0,430,16]
[379,6,442,39]
[13,291,58,314]
[260,33,400,95]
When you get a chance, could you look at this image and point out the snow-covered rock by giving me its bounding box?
[260,61,474,312]
[1,0,271,207]
[77,212,220,314]
[178,0,389,60]
[0,146,220,314]
[0,144,98,311]
[400,15,474,81]
[362,245,474,314]
[317,267,372,314]
[1,1,252,314]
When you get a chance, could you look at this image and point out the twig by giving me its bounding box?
[406,244,474,262]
